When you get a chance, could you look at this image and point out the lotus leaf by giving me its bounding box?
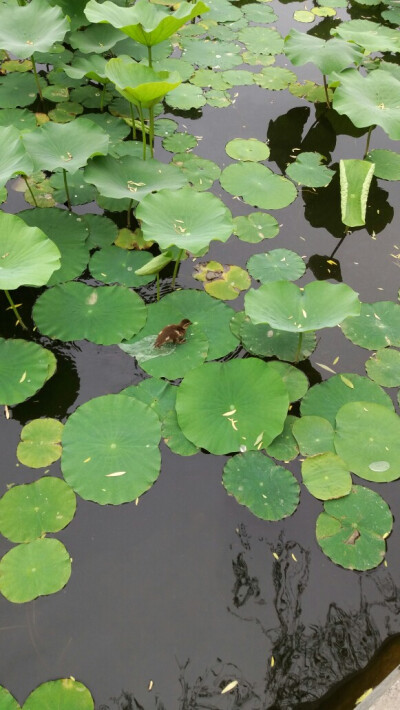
[221,70,254,86]
[242,52,276,67]
[33,283,147,345]
[85,0,209,46]
[154,118,178,137]
[284,30,364,76]
[316,485,392,570]
[162,132,197,153]
[225,138,270,162]
[0,0,69,59]
[0,538,71,603]
[181,39,241,70]
[238,26,283,55]
[341,301,400,349]
[245,281,360,332]
[176,359,289,454]
[289,80,331,104]
[240,316,316,361]
[82,213,118,250]
[266,415,299,462]
[233,213,279,242]
[0,125,33,188]
[24,678,94,710]
[267,362,309,402]
[69,23,124,54]
[366,149,400,180]
[48,169,96,204]
[339,159,375,227]
[223,451,299,520]
[220,162,297,210]
[84,154,186,201]
[366,348,400,387]
[247,249,305,283]
[286,152,334,188]
[331,19,400,53]
[162,409,199,456]
[293,415,335,456]
[152,58,194,82]
[89,247,154,287]
[242,3,277,22]
[0,338,56,406]
[0,477,75,543]
[106,58,181,108]
[313,4,336,14]
[136,187,233,255]
[205,0,242,22]
[64,54,108,83]
[172,153,221,191]
[0,212,60,289]
[300,372,393,425]
[0,72,45,109]
[0,108,37,132]
[191,70,232,91]
[193,261,250,300]
[293,10,314,22]
[17,418,64,468]
[334,402,400,482]
[85,112,131,151]
[22,118,109,174]
[121,378,177,421]
[254,67,296,91]
[165,83,206,110]
[61,394,161,505]
[0,687,19,710]
[42,84,69,103]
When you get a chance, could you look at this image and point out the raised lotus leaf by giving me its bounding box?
[0,125,33,189]
[105,57,181,108]
[331,19,400,53]
[239,316,317,362]
[339,159,375,227]
[284,30,364,75]
[0,0,69,59]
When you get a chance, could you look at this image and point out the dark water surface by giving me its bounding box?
[1,1,400,708]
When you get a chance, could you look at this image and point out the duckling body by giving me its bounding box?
[154,318,192,348]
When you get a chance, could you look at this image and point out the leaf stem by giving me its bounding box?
[100,83,106,112]
[322,74,331,109]
[171,249,184,289]
[147,45,153,68]
[31,54,43,102]
[156,272,160,301]
[22,175,38,207]
[63,168,72,211]
[294,332,303,364]
[149,105,154,159]
[129,103,137,140]
[127,198,133,228]
[364,125,374,159]
[4,290,28,330]
[138,103,147,160]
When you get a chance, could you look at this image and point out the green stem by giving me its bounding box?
[294,332,303,364]
[22,175,38,207]
[138,103,147,160]
[129,103,137,140]
[364,125,374,158]
[31,54,43,102]
[322,74,331,109]
[171,249,184,289]
[147,45,153,68]
[149,105,154,159]
[4,290,28,330]
[156,272,160,301]
[100,83,107,112]
[127,198,133,228]
[63,169,72,211]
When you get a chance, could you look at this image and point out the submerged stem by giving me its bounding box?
[22,175,38,207]
[31,54,43,102]
[294,332,303,364]
[364,125,374,158]
[171,249,184,289]
[322,75,331,109]
[63,169,72,211]
[138,103,147,160]
[4,290,28,330]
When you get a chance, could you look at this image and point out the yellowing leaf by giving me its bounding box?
[221,680,238,694]
[356,688,373,704]
[340,375,354,389]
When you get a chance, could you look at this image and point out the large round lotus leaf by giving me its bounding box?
[238,26,283,55]
[266,362,309,402]
[266,415,299,462]
[0,687,19,710]
[22,118,109,174]
[181,38,241,70]
[23,678,94,710]
[162,409,199,456]
[341,301,400,350]
[120,289,237,361]
[165,83,206,110]
[0,477,75,543]
[18,208,88,286]
[332,19,400,53]
[84,154,186,201]
[233,213,279,243]
[254,67,296,91]
[302,452,352,500]
[221,162,297,210]
[366,150,400,181]
[61,394,161,505]
[223,451,299,520]
[33,283,146,345]
[105,58,181,108]
[225,138,270,162]
[240,316,316,361]
[0,212,60,290]
[69,24,123,54]
[0,73,44,109]
[316,485,392,570]
[300,373,393,426]
[286,152,334,188]
[334,402,400,482]
[121,378,177,421]
[135,187,233,256]
[0,125,33,189]
[245,281,360,332]
[366,348,400,387]
[171,153,220,192]
[0,339,56,406]
[0,0,69,59]
[0,538,71,603]
[191,69,231,90]
[17,418,63,468]
[284,30,364,75]
[247,249,305,284]
[176,359,289,455]
[332,69,400,140]
[0,108,37,133]
[293,415,335,456]
[89,247,154,287]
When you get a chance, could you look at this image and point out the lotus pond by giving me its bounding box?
[1,0,400,706]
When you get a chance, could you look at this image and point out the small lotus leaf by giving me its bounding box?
[238,26,283,55]
[0,73,44,109]
[64,54,108,83]
[0,108,37,132]
[225,138,270,162]
[33,283,147,345]
[89,247,154,287]
[233,213,279,242]
[83,213,118,250]
[240,316,316,361]
[0,687,19,710]
[193,261,250,300]
[106,58,181,108]
[0,212,60,289]
[61,394,161,505]
[181,38,241,70]
[289,80,331,104]
[366,348,400,387]
[286,152,334,188]
[341,301,400,349]
[293,415,335,456]
[162,132,197,153]
[254,67,296,90]
[0,339,56,406]
[0,0,69,59]
[247,249,305,283]
[162,409,199,456]
[316,485,392,570]
[121,378,177,421]
[267,362,309,402]
[266,415,299,462]
[23,678,94,710]
[366,149,400,180]
[49,170,96,205]
[0,538,71,603]
[17,418,64,468]
[69,23,123,54]
[165,83,206,110]
[223,451,299,520]
[172,153,220,191]
[220,162,297,210]
[0,125,33,188]
[294,10,315,22]
[302,453,352,500]
[284,30,364,75]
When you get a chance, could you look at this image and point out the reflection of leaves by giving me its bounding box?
[266,107,310,173]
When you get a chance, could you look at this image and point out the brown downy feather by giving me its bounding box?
[154,319,192,348]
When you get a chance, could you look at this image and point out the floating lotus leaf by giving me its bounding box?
[289,79,331,104]
[223,451,299,520]
[225,138,270,162]
[366,348,400,387]
[181,38,241,69]
[22,118,109,174]
[162,409,199,456]
[193,261,250,300]
[0,538,71,603]
[0,212,60,289]
[0,125,33,189]
[205,0,242,21]
[49,170,96,205]
[242,51,276,66]
[302,453,351,500]
[84,154,186,201]
[165,83,206,110]
[85,112,131,152]
[61,394,161,505]
[284,30,364,75]
[153,58,194,82]
[293,415,335,456]
[254,67,296,90]
[294,10,314,22]
[0,0,69,59]
[221,69,254,86]
[176,359,289,455]
[0,687,19,710]
[121,378,177,421]
[162,132,197,153]
[89,247,154,287]
[286,152,334,188]
[332,19,400,53]
[220,162,297,210]
[190,70,230,90]
[0,108,37,132]
[70,23,123,54]
[238,26,283,55]
[85,0,209,46]
[106,58,181,108]
[313,5,336,15]
[17,418,64,468]
[247,249,305,284]
[242,3,277,22]
[23,678,94,710]
[0,339,56,406]
[240,316,316,361]
[136,187,233,255]
[206,89,231,108]
[70,85,113,110]
[233,213,279,243]
[300,372,393,425]
[172,153,220,191]
[64,54,108,83]
[19,208,88,286]
[0,477,75,543]
[0,73,44,109]
[316,485,392,570]
[366,149,400,180]
[246,281,360,332]
[341,301,400,349]
[33,283,146,345]
[83,213,118,250]
[340,159,375,227]
[334,402,400,482]
[266,415,299,462]
[267,362,309,402]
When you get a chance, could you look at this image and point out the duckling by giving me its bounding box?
[154,319,192,348]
